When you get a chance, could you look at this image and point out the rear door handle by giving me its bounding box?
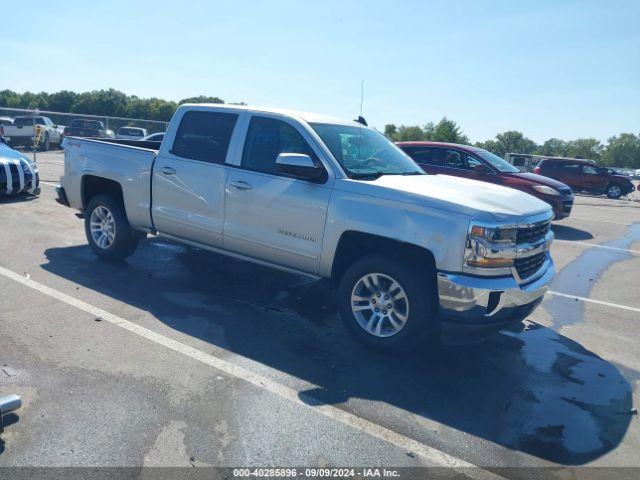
[229,180,252,191]
[159,166,176,175]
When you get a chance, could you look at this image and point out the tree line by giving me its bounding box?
[1,89,637,168]
[0,88,235,123]
[385,118,640,169]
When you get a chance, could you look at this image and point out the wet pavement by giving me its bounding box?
[0,152,639,474]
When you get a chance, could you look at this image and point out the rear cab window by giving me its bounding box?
[171,110,239,164]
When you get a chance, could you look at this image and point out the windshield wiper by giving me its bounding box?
[350,172,385,180]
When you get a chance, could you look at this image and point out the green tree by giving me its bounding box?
[566,138,603,160]
[0,89,231,122]
[602,133,640,168]
[384,124,398,139]
[429,117,469,144]
[536,138,569,157]
[178,95,224,105]
[477,131,537,157]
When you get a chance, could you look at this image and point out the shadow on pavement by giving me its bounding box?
[551,224,594,241]
[0,193,39,205]
[41,238,633,465]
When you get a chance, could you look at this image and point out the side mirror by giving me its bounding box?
[276,153,326,182]
[473,163,492,174]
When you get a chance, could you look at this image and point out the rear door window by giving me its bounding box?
[171,111,239,164]
[560,164,582,173]
[403,147,443,166]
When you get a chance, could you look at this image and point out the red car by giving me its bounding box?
[533,158,635,199]
[397,141,574,219]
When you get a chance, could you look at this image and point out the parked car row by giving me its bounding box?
[61,123,162,142]
[398,142,575,219]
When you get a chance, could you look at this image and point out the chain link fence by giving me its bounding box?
[0,107,169,151]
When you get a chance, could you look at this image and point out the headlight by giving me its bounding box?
[20,158,36,173]
[464,224,516,271]
[531,185,560,196]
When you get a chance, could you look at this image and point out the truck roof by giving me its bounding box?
[178,103,361,127]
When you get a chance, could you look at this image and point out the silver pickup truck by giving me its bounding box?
[58,104,555,351]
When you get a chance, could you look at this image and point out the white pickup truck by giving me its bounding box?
[58,104,555,351]
[3,116,63,151]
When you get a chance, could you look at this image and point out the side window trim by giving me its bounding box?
[169,110,239,165]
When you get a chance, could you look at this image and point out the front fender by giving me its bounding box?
[319,189,470,277]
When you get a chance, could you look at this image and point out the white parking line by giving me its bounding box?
[548,291,640,314]
[554,239,640,255]
[39,180,60,187]
[569,216,638,226]
[0,264,503,480]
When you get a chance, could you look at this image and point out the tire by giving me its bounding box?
[337,254,438,352]
[84,194,140,260]
[606,183,622,199]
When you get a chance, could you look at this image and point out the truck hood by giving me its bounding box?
[338,174,552,223]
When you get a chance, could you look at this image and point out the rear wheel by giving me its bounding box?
[84,194,140,260]
[606,183,622,199]
[337,255,438,352]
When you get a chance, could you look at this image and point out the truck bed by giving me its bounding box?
[61,136,159,231]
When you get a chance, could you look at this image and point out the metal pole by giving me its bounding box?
[32,108,39,163]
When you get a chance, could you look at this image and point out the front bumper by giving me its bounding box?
[0,168,39,195]
[542,194,573,219]
[437,257,554,344]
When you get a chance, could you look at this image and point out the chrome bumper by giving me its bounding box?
[437,256,554,324]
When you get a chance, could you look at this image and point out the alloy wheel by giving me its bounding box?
[350,272,409,337]
[89,205,116,249]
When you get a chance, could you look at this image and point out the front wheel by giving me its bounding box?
[606,183,622,199]
[337,255,437,352]
[84,194,140,260]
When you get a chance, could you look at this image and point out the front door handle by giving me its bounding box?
[159,166,176,175]
[229,180,252,191]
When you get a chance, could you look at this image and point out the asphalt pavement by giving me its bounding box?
[1,151,639,478]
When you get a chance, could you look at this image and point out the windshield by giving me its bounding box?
[474,149,520,173]
[310,123,423,178]
[14,117,36,127]
[119,128,142,136]
[72,120,103,129]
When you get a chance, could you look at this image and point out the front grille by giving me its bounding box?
[558,187,573,196]
[8,163,20,190]
[516,220,550,245]
[515,252,546,279]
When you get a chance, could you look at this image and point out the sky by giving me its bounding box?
[2,0,638,143]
